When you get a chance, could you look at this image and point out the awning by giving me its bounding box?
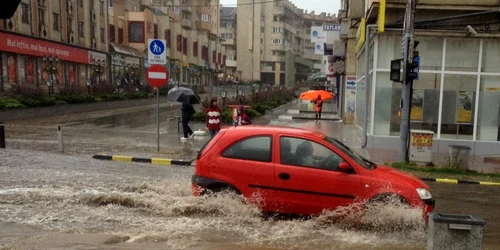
[109,43,144,58]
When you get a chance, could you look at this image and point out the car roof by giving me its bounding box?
[223,125,325,139]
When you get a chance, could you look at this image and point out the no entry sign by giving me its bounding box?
[146,64,169,87]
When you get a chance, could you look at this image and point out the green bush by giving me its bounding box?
[252,104,267,115]
[192,111,206,122]
[55,100,67,106]
[244,108,261,118]
[0,97,25,109]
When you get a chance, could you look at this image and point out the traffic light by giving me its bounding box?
[406,40,420,81]
[406,51,420,81]
[0,0,21,19]
[390,59,402,82]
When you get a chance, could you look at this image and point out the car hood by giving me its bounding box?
[371,165,430,189]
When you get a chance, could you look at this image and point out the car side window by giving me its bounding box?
[222,136,272,162]
[280,136,343,171]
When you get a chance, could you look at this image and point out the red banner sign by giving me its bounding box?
[0,32,90,64]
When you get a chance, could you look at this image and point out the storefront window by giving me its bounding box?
[416,36,443,71]
[440,74,477,140]
[477,76,500,141]
[377,35,402,69]
[374,73,440,136]
[445,38,480,72]
[57,61,63,85]
[18,56,25,83]
[356,78,365,129]
[7,54,17,82]
[25,56,35,84]
[481,39,500,73]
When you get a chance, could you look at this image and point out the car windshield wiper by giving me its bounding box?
[360,156,377,169]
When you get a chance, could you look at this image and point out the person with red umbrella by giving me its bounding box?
[314,94,323,120]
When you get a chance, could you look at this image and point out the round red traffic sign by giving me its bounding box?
[146,64,169,87]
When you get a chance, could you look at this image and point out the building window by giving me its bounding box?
[165,29,171,47]
[212,50,216,63]
[445,38,480,72]
[118,28,123,43]
[100,28,105,43]
[261,27,264,33]
[129,22,144,43]
[109,25,115,42]
[182,37,187,55]
[271,39,281,44]
[177,35,182,51]
[53,13,60,31]
[154,24,158,39]
[109,0,113,7]
[78,21,84,37]
[173,5,180,13]
[193,41,198,57]
[78,0,83,7]
[100,1,104,15]
[38,9,45,25]
[477,75,500,141]
[197,13,211,22]
[272,27,283,33]
[21,3,30,24]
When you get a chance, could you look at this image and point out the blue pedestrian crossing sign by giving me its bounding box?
[148,39,167,65]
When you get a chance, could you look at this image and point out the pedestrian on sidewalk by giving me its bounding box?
[181,103,196,140]
[238,105,253,125]
[205,97,222,138]
[314,95,323,120]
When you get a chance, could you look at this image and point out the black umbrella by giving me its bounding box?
[167,86,200,105]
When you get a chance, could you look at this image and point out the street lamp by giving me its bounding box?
[42,55,58,95]
[254,88,259,103]
[220,89,227,108]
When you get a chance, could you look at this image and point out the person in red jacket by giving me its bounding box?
[314,94,323,120]
[205,97,222,138]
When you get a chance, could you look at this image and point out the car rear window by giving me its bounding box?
[222,135,272,162]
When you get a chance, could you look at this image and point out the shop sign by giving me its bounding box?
[112,55,125,66]
[125,57,140,66]
[0,31,89,64]
[88,51,107,64]
[411,132,434,147]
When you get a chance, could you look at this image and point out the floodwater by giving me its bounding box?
[2,102,500,250]
[1,149,500,250]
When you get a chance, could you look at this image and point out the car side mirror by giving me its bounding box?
[338,161,353,173]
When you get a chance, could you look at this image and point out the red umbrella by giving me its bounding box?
[299,90,333,101]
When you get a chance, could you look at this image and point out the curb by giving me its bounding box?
[92,154,193,166]
[421,178,500,186]
[291,116,341,121]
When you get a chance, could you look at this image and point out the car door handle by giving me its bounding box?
[279,173,290,180]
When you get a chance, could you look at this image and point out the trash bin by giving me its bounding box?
[448,145,471,170]
[427,213,486,250]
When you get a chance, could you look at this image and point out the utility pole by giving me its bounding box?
[399,0,417,162]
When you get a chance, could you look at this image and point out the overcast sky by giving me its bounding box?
[219,0,341,16]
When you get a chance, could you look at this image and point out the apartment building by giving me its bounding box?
[0,0,109,91]
[108,0,225,86]
[220,7,238,80]
[345,0,500,168]
[302,11,338,74]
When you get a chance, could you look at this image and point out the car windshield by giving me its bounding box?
[324,136,377,170]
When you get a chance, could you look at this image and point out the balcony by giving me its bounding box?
[222,38,234,45]
[197,5,211,15]
[181,5,192,13]
[270,44,286,51]
[196,21,212,31]
[303,53,320,61]
[226,59,237,67]
[181,19,192,29]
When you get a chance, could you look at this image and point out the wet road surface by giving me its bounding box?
[1,102,500,249]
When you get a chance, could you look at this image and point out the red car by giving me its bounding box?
[192,126,435,218]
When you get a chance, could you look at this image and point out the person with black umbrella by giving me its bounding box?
[180,102,196,140]
[167,86,199,140]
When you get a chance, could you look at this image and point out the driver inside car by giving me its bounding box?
[295,140,338,170]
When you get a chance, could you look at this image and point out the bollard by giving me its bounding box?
[0,122,5,148]
[57,125,64,152]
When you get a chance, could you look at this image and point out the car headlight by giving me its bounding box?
[416,188,432,200]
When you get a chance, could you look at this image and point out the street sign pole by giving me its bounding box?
[147,39,168,152]
[157,88,160,151]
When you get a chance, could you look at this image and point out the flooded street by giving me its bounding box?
[1,103,500,250]
[0,148,499,250]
